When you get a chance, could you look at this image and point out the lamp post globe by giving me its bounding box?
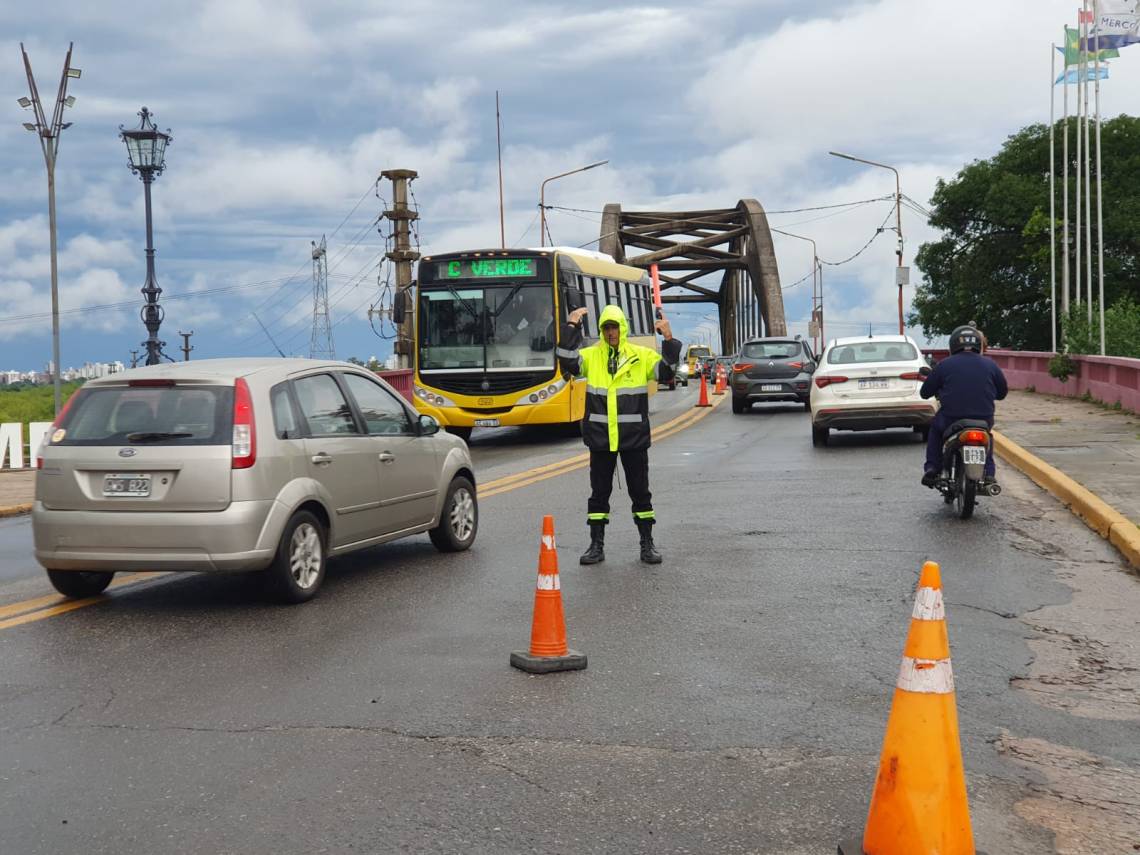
[120,107,172,366]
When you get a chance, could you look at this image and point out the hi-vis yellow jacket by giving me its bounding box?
[557,304,682,452]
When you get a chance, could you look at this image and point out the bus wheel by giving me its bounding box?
[446,426,473,442]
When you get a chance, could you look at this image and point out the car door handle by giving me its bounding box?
[311,452,333,465]
[378,451,396,463]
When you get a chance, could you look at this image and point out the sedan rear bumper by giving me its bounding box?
[813,404,936,431]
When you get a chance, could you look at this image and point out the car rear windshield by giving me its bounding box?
[741,342,799,359]
[827,342,918,365]
[54,385,234,446]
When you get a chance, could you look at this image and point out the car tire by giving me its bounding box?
[429,476,478,553]
[731,395,747,414]
[265,510,327,604]
[446,426,473,442]
[811,425,829,447]
[46,570,114,599]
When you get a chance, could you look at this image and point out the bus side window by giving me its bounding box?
[621,282,636,335]
[643,280,654,333]
[585,277,600,338]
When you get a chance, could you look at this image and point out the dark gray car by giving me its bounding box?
[730,338,817,413]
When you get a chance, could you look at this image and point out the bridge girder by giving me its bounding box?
[599,200,785,353]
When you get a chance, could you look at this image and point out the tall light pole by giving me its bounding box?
[773,228,823,353]
[539,160,608,247]
[120,107,173,366]
[829,151,905,335]
[19,42,81,416]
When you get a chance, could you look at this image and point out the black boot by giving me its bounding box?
[579,523,606,565]
[636,520,662,564]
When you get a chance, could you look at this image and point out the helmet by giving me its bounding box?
[949,325,982,354]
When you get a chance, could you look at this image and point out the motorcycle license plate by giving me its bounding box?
[474,418,500,427]
[962,446,987,465]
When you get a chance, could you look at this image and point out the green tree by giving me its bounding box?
[910,115,1140,351]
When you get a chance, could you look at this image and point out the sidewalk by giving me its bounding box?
[997,390,1140,526]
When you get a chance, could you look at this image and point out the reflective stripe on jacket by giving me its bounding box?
[557,304,681,451]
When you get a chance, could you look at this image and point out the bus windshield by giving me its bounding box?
[418,283,556,371]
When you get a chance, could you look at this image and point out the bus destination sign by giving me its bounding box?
[437,258,537,279]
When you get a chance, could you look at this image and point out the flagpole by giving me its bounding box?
[1050,42,1058,354]
[1083,0,1094,325]
[1062,32,1070,321]
[1094,0,1106,354]
[1075,13,1083,316]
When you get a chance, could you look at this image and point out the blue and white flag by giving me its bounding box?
[1082,0,1140,50]
[1055,64,1111,85]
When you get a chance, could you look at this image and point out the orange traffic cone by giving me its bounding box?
[695,371,712,407]
[713,364,726,395]
[510,515,587,674]
[839,561,981,855]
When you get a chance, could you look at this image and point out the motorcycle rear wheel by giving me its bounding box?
[954,454,976,519]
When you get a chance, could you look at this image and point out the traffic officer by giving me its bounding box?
[558,303,682,565]
[920,324,1008,488]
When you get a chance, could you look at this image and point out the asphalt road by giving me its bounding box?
[1,388,1138,854]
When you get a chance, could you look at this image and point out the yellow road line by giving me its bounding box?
[0,397,723,630]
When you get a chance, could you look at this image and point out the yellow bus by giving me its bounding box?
[685,344,712,374]
[409,247,658,439]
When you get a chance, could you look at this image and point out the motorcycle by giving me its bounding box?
[935,419,1001,519]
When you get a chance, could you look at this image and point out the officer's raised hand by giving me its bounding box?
[568,307,588,326]
[654,317,673,339]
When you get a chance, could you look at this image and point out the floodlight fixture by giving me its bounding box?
[64,95,75,108]
[23,122,36,131]
[66,68,81,78]
[17,96,31,108]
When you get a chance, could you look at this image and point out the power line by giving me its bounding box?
[819,208,896,267]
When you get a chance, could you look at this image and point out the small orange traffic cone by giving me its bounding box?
[839,561,982,855]
[695,371,712,407]
[713,364,726,395]
[510,515,587,674]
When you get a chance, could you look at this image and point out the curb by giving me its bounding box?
[0,503,31,519]
[993,431,1140,570]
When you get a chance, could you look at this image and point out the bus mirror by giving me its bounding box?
[393,289,407,325]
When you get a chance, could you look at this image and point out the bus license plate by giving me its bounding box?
[474,419,500,427]
[103,473,151,497]
[962,447,987,465]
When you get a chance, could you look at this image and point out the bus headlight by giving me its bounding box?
[529,394,539,403]
[514,377,567,406]
[414,385,455,408]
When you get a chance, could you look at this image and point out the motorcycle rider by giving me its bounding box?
[919,325,1008,489]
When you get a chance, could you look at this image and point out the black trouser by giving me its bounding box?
[587,448,654,525]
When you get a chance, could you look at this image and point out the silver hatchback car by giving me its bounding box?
[33,358,478,603]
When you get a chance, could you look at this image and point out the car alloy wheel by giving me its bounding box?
[449,485,476,542]
[289,521,323,590]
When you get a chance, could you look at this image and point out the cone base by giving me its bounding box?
[838,837,988,854]
[510,649,587,673]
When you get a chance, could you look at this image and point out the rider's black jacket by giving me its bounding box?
[920,351,1008,419]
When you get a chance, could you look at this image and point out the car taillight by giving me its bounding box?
[899,371,925,381]
[960,429,989,445]
[814,375,848,388]
[788,362,803,370]
[232,378,257,469]
[732,363,754,373]
[36,388,82,470]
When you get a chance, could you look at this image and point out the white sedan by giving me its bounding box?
[809,335,936,447]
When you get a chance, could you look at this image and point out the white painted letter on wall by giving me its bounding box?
[0,423,23,469]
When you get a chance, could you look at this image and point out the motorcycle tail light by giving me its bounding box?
[960,429,989,445]
[815,375,848,388]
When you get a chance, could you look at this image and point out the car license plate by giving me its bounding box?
[761,384,782,392]
[474,418,500,427]
[962,446,987,465]
[858,378,890,390]
[103,473,151,498]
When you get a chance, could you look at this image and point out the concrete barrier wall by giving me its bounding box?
[921,348,1140,413]
[377,368,414,403]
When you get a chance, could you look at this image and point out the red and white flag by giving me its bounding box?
[1078,9,1095,23]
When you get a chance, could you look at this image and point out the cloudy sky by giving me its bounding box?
[3,0,1137,371]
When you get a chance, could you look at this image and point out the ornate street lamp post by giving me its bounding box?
[120,107,172,365]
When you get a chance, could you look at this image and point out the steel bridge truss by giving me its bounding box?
[598,200,786,354]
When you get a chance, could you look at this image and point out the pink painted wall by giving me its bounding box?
[376,368,414,403]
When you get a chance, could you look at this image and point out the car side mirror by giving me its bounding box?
[919,365,932,377]
[417,414,440,436]
[393,288,408,325]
